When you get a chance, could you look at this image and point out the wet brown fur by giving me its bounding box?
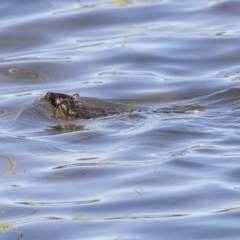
[45,92,123,119]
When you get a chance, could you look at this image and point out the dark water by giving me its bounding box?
[1,0,240,239]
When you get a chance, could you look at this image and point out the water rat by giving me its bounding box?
[45,92,123,119]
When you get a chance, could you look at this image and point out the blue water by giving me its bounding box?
[1,0,240,239]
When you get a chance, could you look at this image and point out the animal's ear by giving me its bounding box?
[72,93,79,100]
[45,92,51,101]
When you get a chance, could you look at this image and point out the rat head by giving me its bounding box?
[45,92,82,109]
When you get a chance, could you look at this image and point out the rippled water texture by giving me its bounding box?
[1,0,240,239]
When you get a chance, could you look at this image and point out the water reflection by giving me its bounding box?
[0,155,16,176]
[0,221,23,240]
[52,0,163,13]
[48,124,85,133]
[203,0,221,6]
[111,0,132,6]
[111,0,163,6]
[0,66,49,81]
[0,110,7,117]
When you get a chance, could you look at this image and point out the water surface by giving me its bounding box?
[1,0,240,239]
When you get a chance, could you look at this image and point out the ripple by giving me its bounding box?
[214,206,240,213]
[72,213,190,221]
